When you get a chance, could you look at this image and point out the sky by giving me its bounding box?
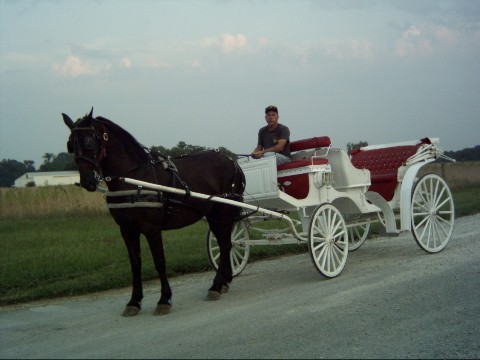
[1,0,479,169]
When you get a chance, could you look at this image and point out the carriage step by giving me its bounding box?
[365,191,399,234]
[378,228,400,237]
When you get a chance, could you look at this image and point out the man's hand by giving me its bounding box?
[251,150,264,159]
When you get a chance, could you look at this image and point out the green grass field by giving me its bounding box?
[0,185,479,305]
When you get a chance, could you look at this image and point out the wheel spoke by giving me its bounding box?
[313,239,327,252]
[435,197,450,211]
[435,216,450,236]
[437,214,452,226]
[433,186,446,208]
[414,214,430,229]
[331,245,341,266]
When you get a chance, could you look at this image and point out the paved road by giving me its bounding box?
[1,214,479,359]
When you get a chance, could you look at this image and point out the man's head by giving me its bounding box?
[264,105,279,130]
[265,105,278,114]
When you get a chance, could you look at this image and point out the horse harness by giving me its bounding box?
[68,119,243,213]
[104,153,193,210]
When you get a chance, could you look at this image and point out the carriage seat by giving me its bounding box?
[277,136,331,199]
[277,136,331,171]
[350,138,431,201]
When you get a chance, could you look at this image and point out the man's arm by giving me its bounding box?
[262,139,287,153]
[251,139,287,158]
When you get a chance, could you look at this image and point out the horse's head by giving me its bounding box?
[63,108,108,192]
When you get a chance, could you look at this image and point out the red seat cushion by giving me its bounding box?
[290,136,331,152]
[350,144,423,201]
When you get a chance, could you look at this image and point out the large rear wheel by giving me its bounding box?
[411,174,454,253]
[207,221,250,276]
[308,204,348,278]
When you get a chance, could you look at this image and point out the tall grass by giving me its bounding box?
[0,185,107,219]
[0,184,478,305]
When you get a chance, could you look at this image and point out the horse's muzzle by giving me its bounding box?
[77,164,100,192]
[80,175,98,192]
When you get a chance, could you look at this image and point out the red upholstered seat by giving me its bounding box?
[277,136,331,199]
[350,141,428,200]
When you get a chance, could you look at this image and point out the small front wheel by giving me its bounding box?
[206,221,250,276]
[308,204,348,278]
[411,174,455,253]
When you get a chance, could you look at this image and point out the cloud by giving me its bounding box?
[53,55,101,77]
[290,38,374,63]
[349,40,374,60]
[119,58,132,69]
[219,33,247,53]
[393,23,477,58]
[395,25,433,57]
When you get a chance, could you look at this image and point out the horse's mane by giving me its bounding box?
[95,116,150,163]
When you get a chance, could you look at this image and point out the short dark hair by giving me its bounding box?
[265,105,278,114]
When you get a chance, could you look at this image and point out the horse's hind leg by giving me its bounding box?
[145,231,172,315]
[206,214,234,300]
[120,227,143,316]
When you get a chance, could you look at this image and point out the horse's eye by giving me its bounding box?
[84,136,95,150]
[67,140,73,153]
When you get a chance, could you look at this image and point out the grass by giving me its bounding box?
[0,185,478,305]
[0,185,106,219]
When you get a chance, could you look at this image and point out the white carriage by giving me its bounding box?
[122,135,455,279]
[205,136,455,278]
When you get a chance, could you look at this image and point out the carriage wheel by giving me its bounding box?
[308,204,348,278]
[347,222,370,251]
[411,174,455,253]
[206,221,250,277]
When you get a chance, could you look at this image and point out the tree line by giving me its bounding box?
[1,142,479,188]
[0,141,238,187]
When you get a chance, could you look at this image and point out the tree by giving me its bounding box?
[23,160,35,172]
[42,152,55,164]
[39,152,76,171]
[347,141,368,154]
[0,159,35,187]
[151,141,238,160]
[444,145,480,162]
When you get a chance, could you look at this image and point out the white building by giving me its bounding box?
[14,171,80,187]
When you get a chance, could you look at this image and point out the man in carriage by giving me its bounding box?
[251,105,291,166]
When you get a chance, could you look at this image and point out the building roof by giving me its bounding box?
[21,171,79,177]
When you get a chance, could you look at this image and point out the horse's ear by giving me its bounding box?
[62,113,75,129]
[88,107,94,119]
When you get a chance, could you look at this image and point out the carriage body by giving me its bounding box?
[207,135,455,277]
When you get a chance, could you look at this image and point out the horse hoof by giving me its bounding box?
[207,290,221,301]
[122,305,140,317]
[221,285,229,293]
[153,304,171,316]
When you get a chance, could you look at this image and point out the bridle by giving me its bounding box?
[67,121,109,173]
[67,119,161,185]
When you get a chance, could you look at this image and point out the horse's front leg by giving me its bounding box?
[120,227,143,316]
[146,231,172,315]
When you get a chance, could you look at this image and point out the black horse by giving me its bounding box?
[63,109,245,316]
